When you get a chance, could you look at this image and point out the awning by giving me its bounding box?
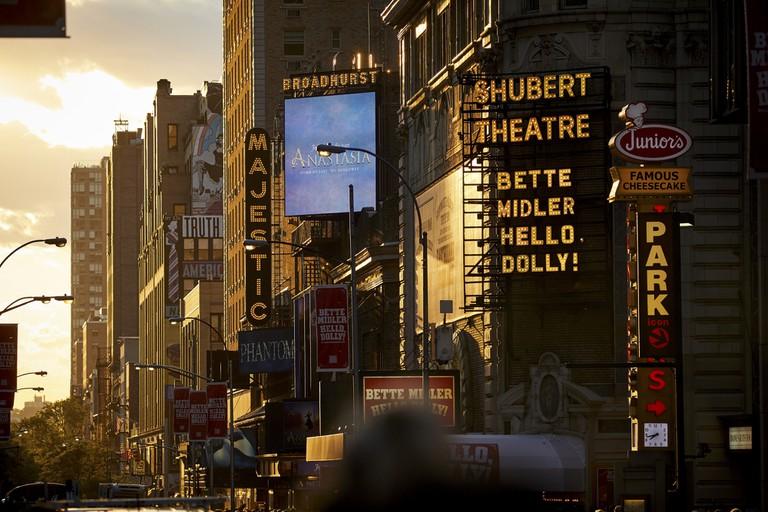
[306,433,346,462]
[445,434,585,493]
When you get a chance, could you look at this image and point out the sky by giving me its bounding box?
[0,0,222,405]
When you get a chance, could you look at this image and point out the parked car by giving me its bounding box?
[97,483,147,499]
[0,482,67,511]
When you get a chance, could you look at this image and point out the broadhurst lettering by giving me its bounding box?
[241,338,294,363]
[282,69,380,92]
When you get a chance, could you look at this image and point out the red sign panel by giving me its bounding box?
[0,408,10,441]
[206,382,228,439]
[189,390,208,441]
[746,0,768,174]
[610,124,692,163]
[635,367,676,451]
[636,213,680,359]
[173,387,190,434]
[315,285,349,372]
[361,372,459,428]
[0,325,18,394]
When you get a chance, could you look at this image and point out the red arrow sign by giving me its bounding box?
[646,400,667,416]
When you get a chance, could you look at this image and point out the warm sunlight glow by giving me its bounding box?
[0,69,155,149]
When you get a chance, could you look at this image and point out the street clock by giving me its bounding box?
[643,422,669,448]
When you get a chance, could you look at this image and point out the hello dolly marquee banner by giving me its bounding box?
[461,68,611,280]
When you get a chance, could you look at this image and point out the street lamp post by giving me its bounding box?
[16,371,47,378]
[0,237,67,271]
[0,294,74,316]
[316,143,431,413]
[13,387,44,392]
[166,317,235,512]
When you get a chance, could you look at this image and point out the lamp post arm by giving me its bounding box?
[135,363,213,384]
[0,240,40,271]
[0,298,37,316]
[343,146,423,236]
[176,316,226,350]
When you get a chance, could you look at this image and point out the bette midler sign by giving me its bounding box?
[361,370,460,428]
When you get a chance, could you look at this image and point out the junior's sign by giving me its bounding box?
[361,371,460,428]
[609,102,692,163]
[609,167,692,202]
[238,328,294,374]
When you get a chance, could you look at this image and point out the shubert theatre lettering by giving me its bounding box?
[472,71,595,274]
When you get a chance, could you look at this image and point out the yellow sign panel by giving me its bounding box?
[609,166,692,202]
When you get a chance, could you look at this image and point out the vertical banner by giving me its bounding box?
[164,216,181,318]
[293,293,307,399]
[189,390,208,441]
[746,0,768,174]
[244,128,272,326]
[0,324,18,395]
[206,382,228,439]
[173,387,191,434]
[636,213,680,360]
[314,285,350,372]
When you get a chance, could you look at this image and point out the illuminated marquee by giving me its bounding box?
[244,128,272,326]
[282,68,380,93]
[469,70,604,276]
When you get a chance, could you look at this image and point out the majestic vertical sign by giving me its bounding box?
[244,128,272,326]
[173,387,191,434]
[314,285,349,372]
[636,213,681,359]
[206,382,228,439]
[189,390,208,441]
[746,0,768,174]
[0,325,18,398]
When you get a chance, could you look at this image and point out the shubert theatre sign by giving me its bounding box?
[466,69,609,276]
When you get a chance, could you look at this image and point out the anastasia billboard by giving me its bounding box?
[284,91,377,216]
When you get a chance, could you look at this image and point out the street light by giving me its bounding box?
[0,294,74,316]
[0,237,67,271]
[17,371,47,378]
[316,143,431,415]
[168,316,234,512]
[13,387,44,392]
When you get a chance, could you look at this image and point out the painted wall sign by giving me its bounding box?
[238,328,294,373]
[164,216,181,318]
[746,0,768,174]
[609,102,692,163]
[361,371,460,428]
[636,213,681,360]
[244,128,272,326]
[609,167,692,202]
[314,285,349,372]
[181,215,223,238]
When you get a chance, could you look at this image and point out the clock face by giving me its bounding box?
[643,422,669,448]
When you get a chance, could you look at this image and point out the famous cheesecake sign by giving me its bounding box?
[609,103,692,163]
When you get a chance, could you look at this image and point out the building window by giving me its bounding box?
[524,0,540,11]
[711,0,746,121]
[331,28,341,50]
[284,30,305,57]
[561,0,587,8]
[167,123,178,150]
[184,239,195,260]
[166,166,178,175]
[174,204,186,216]
[213,238,223,260]
[433,3,449,73]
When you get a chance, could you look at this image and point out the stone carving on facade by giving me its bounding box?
[530,33,570,65]
[626,29,675,66]
[496,352,606,435]
[586,21,605,59]
[683,32,708,67]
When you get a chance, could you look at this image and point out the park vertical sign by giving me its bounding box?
[244,128,272,326]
